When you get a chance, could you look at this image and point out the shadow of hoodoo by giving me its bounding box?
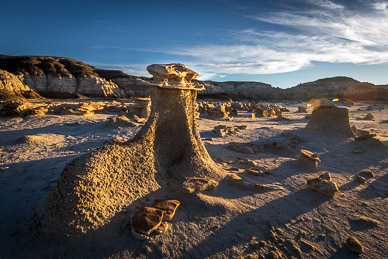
[41,64,224,238]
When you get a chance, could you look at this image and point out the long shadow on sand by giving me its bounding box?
[180,188,329,258]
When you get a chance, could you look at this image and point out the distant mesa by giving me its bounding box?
[0,54,387,101]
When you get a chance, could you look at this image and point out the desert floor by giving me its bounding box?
[0,99,387,258]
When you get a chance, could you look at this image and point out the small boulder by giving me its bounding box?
[346,236,363,254]
[354,175,366,183]
[152,200,180,221]
[307,172,339,197]
[363,113,374,120]
[131,207,164,236]
[298,149,320,170]
[297,106,307,113]
[358,169,375,178]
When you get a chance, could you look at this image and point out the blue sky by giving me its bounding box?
[2,0,388,88]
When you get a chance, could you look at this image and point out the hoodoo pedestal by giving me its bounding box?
[42,64,223,237]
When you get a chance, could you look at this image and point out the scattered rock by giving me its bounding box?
[358,169,375,178]
[354,175,367,183]
[228,142,260,154]
[346,236,363,254]
[181,177,218,194]
[131,207,164,236]
[306,172,339,197]
[298,149,320,170]
[362,113,374,120]
[297,106,307,113]
[152,200,180,221]
[352,127,377,140]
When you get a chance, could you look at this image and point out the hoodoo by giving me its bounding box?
[42,64,223,237]
[305,98,354,137]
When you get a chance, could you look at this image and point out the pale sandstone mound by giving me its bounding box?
[0,69,41,101]
[305,99,354,137]
[42,64,223,237]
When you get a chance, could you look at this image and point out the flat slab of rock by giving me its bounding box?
[131,207,164,236]
[152,200,180,221]
[181,177,218,194]
[307,172,339,197]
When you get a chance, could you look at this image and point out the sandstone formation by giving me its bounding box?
[0,55,125,98]
[42,64,223,238]
[305,99,354,137]
[306,172,339,197]
[0,69,41,101]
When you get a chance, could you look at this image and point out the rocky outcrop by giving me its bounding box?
[195,80,282,100]
[0,69,41,101]
[0,55,387,101]
[0,55,124,98]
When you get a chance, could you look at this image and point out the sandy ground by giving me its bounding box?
[0,99,387,258]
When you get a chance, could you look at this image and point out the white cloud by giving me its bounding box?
[169,1,388,78]
[90,1,388,80]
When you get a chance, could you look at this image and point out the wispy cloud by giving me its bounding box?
[153,1,388,79]
[90,1,388,81]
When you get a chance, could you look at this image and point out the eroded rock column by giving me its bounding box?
[42,64,223,238]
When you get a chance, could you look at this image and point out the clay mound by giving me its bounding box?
[42,64,224,238]
[305,107,354,137]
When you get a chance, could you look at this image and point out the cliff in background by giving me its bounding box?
[0,54,387,101]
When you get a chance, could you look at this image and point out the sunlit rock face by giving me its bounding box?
[0,55,124,98]
[147,63,203,90]
[0,69,40,101]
